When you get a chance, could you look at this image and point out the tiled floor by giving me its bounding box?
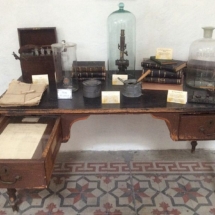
[0,150,215,215]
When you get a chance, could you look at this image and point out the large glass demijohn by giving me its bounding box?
[107,3,136,77]
[185,27,215,103]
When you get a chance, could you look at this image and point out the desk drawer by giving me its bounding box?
[179,114,215,140]
[0,116,62,189]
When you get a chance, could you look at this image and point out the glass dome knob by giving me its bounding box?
[118,2,124,10]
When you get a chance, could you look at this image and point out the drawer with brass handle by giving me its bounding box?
[0,116,62,189]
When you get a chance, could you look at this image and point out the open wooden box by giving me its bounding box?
[14,27,57,87]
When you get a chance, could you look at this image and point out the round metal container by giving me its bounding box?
[122,79,142,97]
[82,79,102,98]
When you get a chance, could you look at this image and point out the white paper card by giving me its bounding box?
[32,74,49,85]
[112,74,128,85]
[102,91,120,103]
[0,123,47,159]
[57,89,72,99]
[167,90,187,104]
[156,48,173,60]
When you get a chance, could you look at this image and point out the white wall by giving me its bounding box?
[1,0,215,151]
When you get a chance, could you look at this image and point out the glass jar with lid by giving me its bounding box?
[185,27,215,103]
[107,2,136,78]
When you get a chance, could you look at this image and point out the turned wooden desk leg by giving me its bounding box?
[7,188,18,211]
[191,141,198,153]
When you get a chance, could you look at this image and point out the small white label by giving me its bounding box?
[102,91,120,104]
[22,117,40,123]
[112,74,128,85]
[156,48,173,60]
[167,90,187,104]
[32,74,49,85]
[57,89,72,99]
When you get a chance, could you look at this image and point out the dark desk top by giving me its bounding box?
[0,80,215,116]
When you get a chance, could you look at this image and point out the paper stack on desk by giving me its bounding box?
[0,123,47,159]
[0,80,47,107]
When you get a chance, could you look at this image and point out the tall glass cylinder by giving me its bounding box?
[51,41,79,92]
[107,3,136,78]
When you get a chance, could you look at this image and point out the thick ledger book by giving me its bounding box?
[150,56,178,65]
[141,58,187,72]
[74,61,106,72]
[143,77,182,84]
[143,68,183,78]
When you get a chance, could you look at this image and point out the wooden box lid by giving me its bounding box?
[18,27,57,47]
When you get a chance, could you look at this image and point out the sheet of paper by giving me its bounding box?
[102,91,120,104]
[167,90,187,104]
[156,48,173,60]
[32,74,49,85]
[0,123,47,159]
[112,74,128,85]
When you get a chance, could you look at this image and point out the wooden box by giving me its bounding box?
[15,27,57,87]
[0,116,62,189]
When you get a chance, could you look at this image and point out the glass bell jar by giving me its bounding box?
[51,40,79,92]
[185,27,215,103]
[107,2,136,78]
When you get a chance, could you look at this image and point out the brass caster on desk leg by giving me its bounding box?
[191,141,198,153]
[7,188,19,212]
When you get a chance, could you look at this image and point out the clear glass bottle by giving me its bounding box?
[51,41,79,92]
[107,3,136,78]
[185,27,215,103]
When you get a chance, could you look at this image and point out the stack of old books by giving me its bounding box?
[73,61,106,81]
[141,56,187,86]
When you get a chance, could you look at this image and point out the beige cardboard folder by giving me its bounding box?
[0,80,47,107]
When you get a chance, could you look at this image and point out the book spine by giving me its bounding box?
[75,66,105,72]
[78,77,106,81]
[141,62,176,72]
[77,72,106,78]
[143,68,182,78]
[143,77,182,84]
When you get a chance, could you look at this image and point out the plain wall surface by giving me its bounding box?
[1,0,215,151]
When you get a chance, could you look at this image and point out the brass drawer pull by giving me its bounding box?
[0,175,22,185]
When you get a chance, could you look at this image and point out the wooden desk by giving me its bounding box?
[0,80,215,211]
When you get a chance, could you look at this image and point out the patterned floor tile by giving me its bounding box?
[105,174,132,191]
[0,159,215,215]
[159,175,185,192]
[107,192,136,214]
[132,174,162,191]
[57,174,107,213]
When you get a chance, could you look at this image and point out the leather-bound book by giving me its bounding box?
[141,58,187,72]
[74,61,106,72]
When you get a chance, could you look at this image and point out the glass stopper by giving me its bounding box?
[118,2,124,10]
[202,27,215,38]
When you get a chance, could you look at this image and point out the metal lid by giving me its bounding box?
[51,40,76,48]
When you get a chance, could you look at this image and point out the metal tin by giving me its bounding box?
[82,79,102,98]
[122,79,142,97]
